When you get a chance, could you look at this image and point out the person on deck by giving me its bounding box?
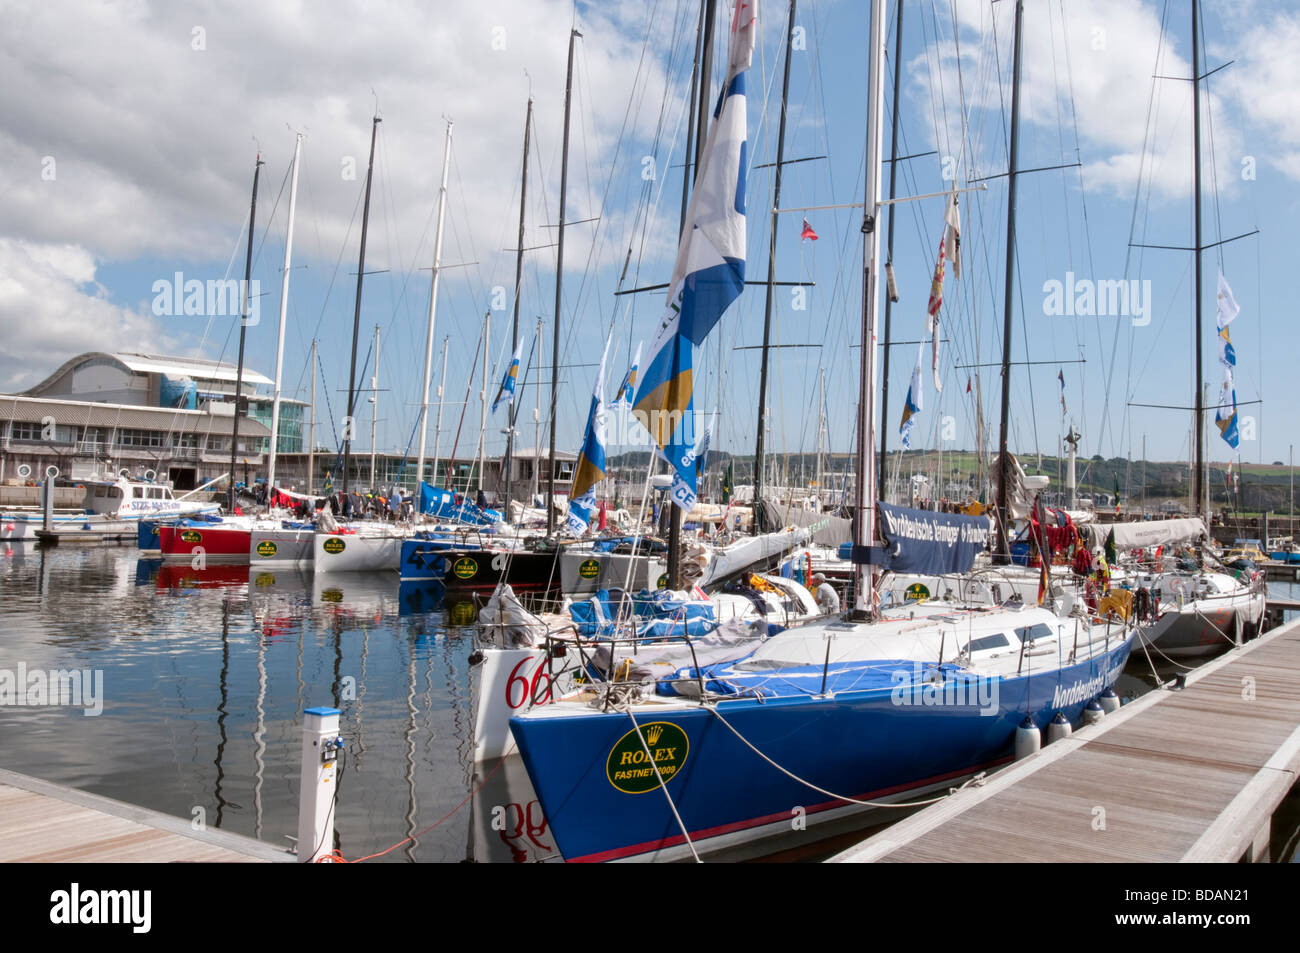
[812,573,840,615]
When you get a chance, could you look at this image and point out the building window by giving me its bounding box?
[174,433,197,449]
[118,429,165,449]
[556,461,574,480]
[207,437,226,452]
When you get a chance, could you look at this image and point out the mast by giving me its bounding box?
[878,0,905,494]
[417,120,453,492]
[994,0,1024,563]
[479,311,489,495]
[432,335,449,486]
[307,338,316,493]
[548,27,580,535]
[533,316,543,501]
[852,0,887,615]
[1192,0,1205,521]
[343,115,381,497]
[752,0,798,526]
[669,0,716,589]
[267,133,301,493]
[506,100,532,512]
[369,323,379,490]
[228,152,262,512]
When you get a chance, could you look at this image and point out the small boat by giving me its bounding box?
[1,476,221,542]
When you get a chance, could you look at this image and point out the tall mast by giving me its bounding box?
[432,335,449,486]
[343,115,381,497]
[668,0,716,589]
[1192,0,1205,521]
[369,323,379,490]
[307,338,316,493]
[878,0,905,494]
[479,310,489,494]
[548,28,580,535]
[753,0,798,529]
[852,0,887,615]
[417,120,453,492]
[228,152,262,512]
[532,317,543,501]
[505,99,532,512]
[267,133,302,493]
[994,0,1024,563]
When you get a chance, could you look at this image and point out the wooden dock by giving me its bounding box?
[831,616,1300,863]
[0,768,294,862]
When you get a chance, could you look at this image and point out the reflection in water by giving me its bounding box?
[2,546,1296,862]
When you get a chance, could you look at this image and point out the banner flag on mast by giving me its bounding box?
[567,336,611,534]
[899,343,923,451]
[632,0,756,514]
[925,229,946,393]
[1214,272,1241,449]
[491,336,526,413]
[613,341,642,406]
[944,184,961,280]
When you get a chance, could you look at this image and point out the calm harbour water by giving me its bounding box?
[0,544,1295,863]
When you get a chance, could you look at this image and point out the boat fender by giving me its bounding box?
[1045,711,1072,744]
[46,465,60,479]
[1099,688,1121,714]
[1014,716,1041,761]
[1082,698,1104,726]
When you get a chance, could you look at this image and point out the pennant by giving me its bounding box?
[1113,475,1121,515]
[944,185,961,280]
[633,2,755,514]
[491,336,526,413]
[1216,271,1239,329]
[926,229,946,393]
[722,460,735,504]
[1058,369,1066,413]
[801,218,818,241]
[613,341,642,406]
[567,338,612,534]
[965,376,971,394]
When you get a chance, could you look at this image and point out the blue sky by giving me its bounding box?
[2,0,1297,476]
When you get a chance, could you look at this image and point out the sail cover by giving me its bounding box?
[876,502,992,574]
[1082,518,1207,553]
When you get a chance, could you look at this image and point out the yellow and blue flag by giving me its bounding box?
[567,338,611,534]
[491,337,526,414]
[614,341,642,406]
[899,344,923,451]
[633,1,755,513]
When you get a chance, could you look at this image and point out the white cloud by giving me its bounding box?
[0,238,177,390]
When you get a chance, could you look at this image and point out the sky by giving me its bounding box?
[2,0,1298,480]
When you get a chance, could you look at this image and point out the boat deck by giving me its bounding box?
[0,768,294,863]
[830,615,1300,863]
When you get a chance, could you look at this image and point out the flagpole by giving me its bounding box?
[753,0,797,530]
[548,27,580,536]
[228,152,262,513]
[267,133,301,495]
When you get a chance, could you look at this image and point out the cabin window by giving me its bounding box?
[1014,624,1055,644]
[966,633,1011,654]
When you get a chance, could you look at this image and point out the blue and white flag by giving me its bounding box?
[1215,271,1241,449]
[899,344,923,451]
[694,412,714,479]
[614,341,642,406]
[491,337,526,413]
[633,1,756,513]
[567,337,611,534]
[1217,271,1240,329]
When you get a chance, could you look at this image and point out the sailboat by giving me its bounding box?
[506,0,1137,863]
